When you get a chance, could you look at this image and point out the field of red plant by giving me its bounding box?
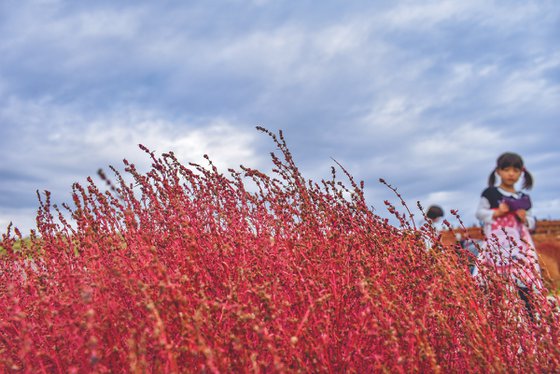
[1,128,559,372]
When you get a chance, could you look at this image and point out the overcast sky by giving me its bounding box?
[1,0,559,234]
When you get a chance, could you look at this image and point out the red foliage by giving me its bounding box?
[1,128,559,372]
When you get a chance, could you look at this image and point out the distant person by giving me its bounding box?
[419,205,445,232]
[426,205,444,226]
[418,205,445,249]
[474,152,543,315]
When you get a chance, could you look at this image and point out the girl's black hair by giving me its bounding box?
[487,152,533,189]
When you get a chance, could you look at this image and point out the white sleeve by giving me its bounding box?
[475,197,494,224]
[525,209,536,231]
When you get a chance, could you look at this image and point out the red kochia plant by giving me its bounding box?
[0,127,559,372]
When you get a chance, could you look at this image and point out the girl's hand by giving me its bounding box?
[494,202,510,217]
[516,209,527,223]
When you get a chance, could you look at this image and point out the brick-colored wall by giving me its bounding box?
[439,220,560,290]
[533,219,560,237]
[440,219,560,245]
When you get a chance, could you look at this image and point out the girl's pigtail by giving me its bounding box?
[522,169,534,190]
[488,169,496,187]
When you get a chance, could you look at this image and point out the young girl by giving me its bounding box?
[474,152,543,302]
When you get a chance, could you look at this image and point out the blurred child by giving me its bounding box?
[418,205,445,249]
[426,205,444,229]
[474,152,543,314]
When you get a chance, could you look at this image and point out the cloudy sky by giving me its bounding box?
[1,0,559,234]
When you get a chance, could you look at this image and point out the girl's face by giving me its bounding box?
[496,166,522,189]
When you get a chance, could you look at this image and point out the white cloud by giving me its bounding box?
[383,1,545,33]
[312,23,369,59]
[0,97,264,233]
[6,5,142,44]
[218,26,305,75]
[71,117,262,174]
[1,96,261,170]
[497,54,560,109]
[384,1,474,27]
[0,208,38,236]
[362,95,431,135]
[70,10,141,39]
[410,123,504,162]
